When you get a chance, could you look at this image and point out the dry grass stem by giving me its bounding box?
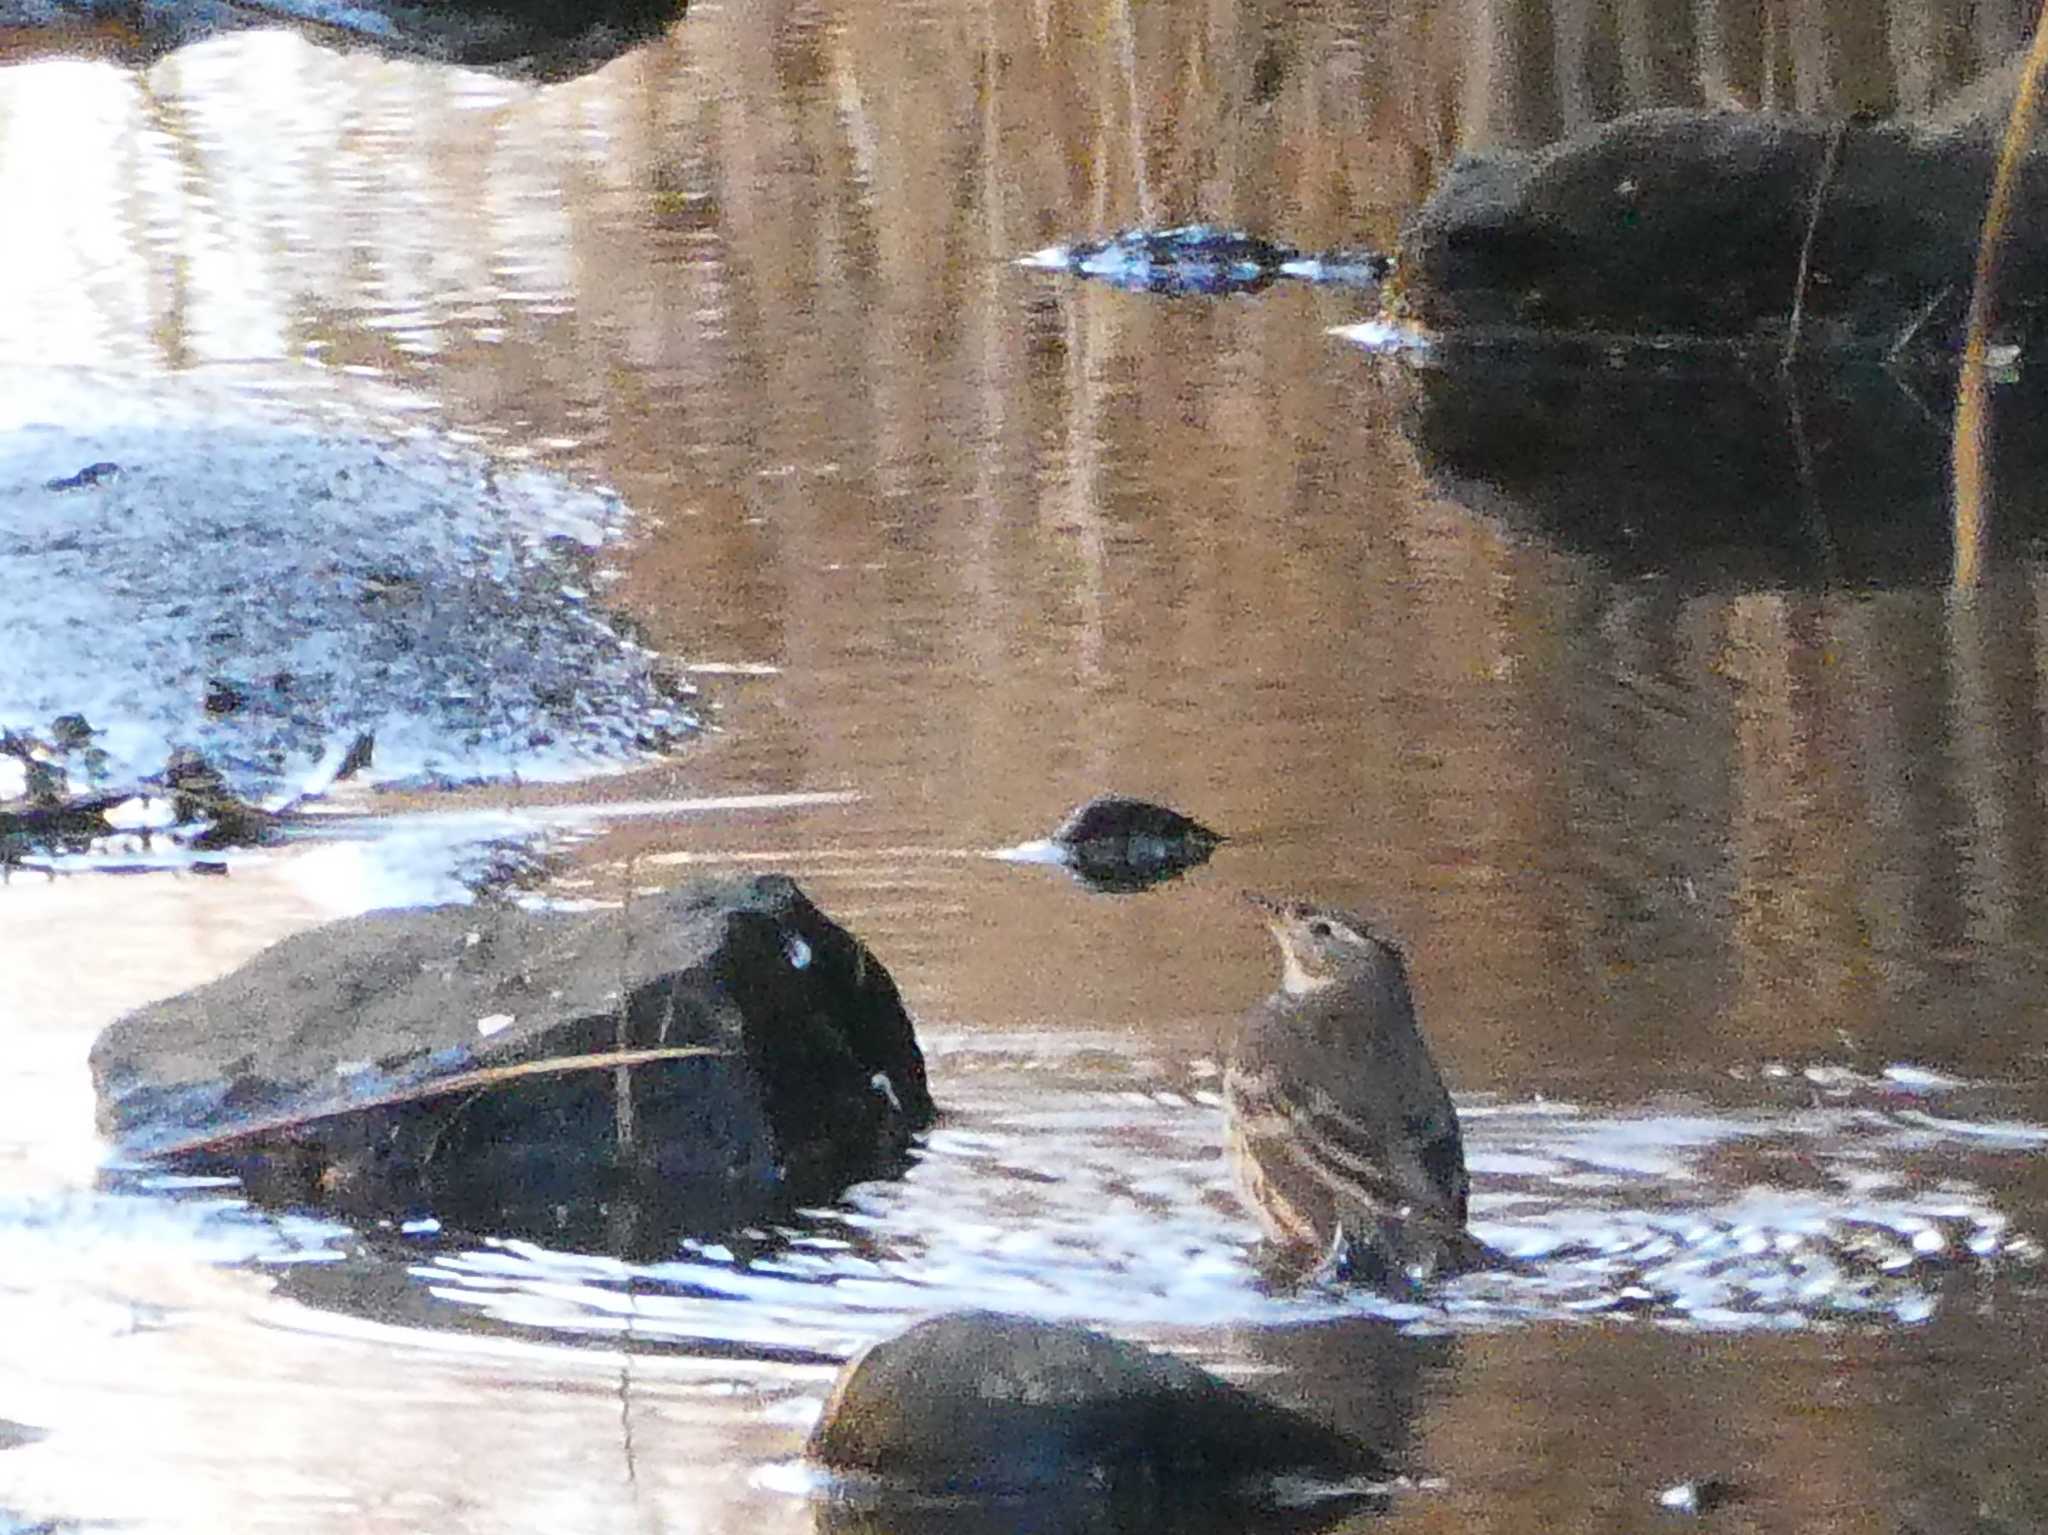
[1782,118,1847,373]
[1952,2,2048,590]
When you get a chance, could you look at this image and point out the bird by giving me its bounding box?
[1224,891,1483,1288]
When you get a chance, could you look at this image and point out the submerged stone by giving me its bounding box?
[1048,795,1225,893]
[89,874,934,1251]
[1020,225,1390,296]
[807,1311,1383,1499]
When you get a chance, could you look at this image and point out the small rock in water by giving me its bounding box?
[807,1311,1382,1499]
[1048,794,1225,892]
[0,1418,46,1451]
[1656,1476,1743,1515]
[1019,224,1389,296]
[42,460,121,491]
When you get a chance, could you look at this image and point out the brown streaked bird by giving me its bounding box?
[1225,892,1482,1288]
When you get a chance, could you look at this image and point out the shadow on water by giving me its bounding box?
[808,1483,1388,1535]
[1394,356,2048,590]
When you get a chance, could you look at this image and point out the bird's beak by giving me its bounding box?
[1243,889,1285,921]
[1242,889,1297,940]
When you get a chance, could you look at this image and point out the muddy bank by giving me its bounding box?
[0,367,694,861]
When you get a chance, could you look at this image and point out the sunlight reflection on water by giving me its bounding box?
[250,1035,2045,1361]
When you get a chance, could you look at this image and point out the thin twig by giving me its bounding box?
[1782,117,1848,374]
[614,859,639,1160]
[1886,282,1955,370]
[150,1045,733,1158]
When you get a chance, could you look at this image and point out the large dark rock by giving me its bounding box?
[90,874,933,1250]
[1392,92,2048,355]
[807,1312,1384,1502]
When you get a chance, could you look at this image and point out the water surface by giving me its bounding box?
[5,4,2048,1531]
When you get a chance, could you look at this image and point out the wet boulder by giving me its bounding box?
[89,874,934,1250]
[807,1311,1383,1500]
[1049,795,1225,893]
[1391,94,2048,357]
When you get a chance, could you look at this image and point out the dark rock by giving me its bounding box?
[90,874,934,1251]
[41,461,119,492]
[1048,795,1225,893]
[1391,100,2048,356]
[0,0,688,79]
[202,679,247,717]
[159,748,276,849]
[0,1420,45,1452]
[46,715,93,751]
[1019,226,1389,297]
[807,1312,1384,1500]
[334,731,376,782]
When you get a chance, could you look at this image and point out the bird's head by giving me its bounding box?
[1245,891,1400,996]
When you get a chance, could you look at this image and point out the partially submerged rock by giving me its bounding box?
[90,874,934,1249]
[1391,96,2048,357]
[1019,226,1389,296]
[807,1311,1383,1500]
[1047,795,1225,893]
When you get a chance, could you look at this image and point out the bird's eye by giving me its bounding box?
[1309,920,1333,939]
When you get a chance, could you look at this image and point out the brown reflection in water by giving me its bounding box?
[1721,594,1875,1052]
[1412,1313,2048,1534]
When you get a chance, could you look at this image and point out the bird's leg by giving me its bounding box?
[1313,1216,1429,1298]
[1310,1220,1357,1286]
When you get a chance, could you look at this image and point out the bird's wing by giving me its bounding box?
[1413,1111,1469,1225]
[1226,1062,1459,1238]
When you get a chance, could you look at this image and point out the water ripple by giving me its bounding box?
[361,1038,2043,1355]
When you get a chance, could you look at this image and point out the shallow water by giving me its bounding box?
[7,3,2048,1531]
